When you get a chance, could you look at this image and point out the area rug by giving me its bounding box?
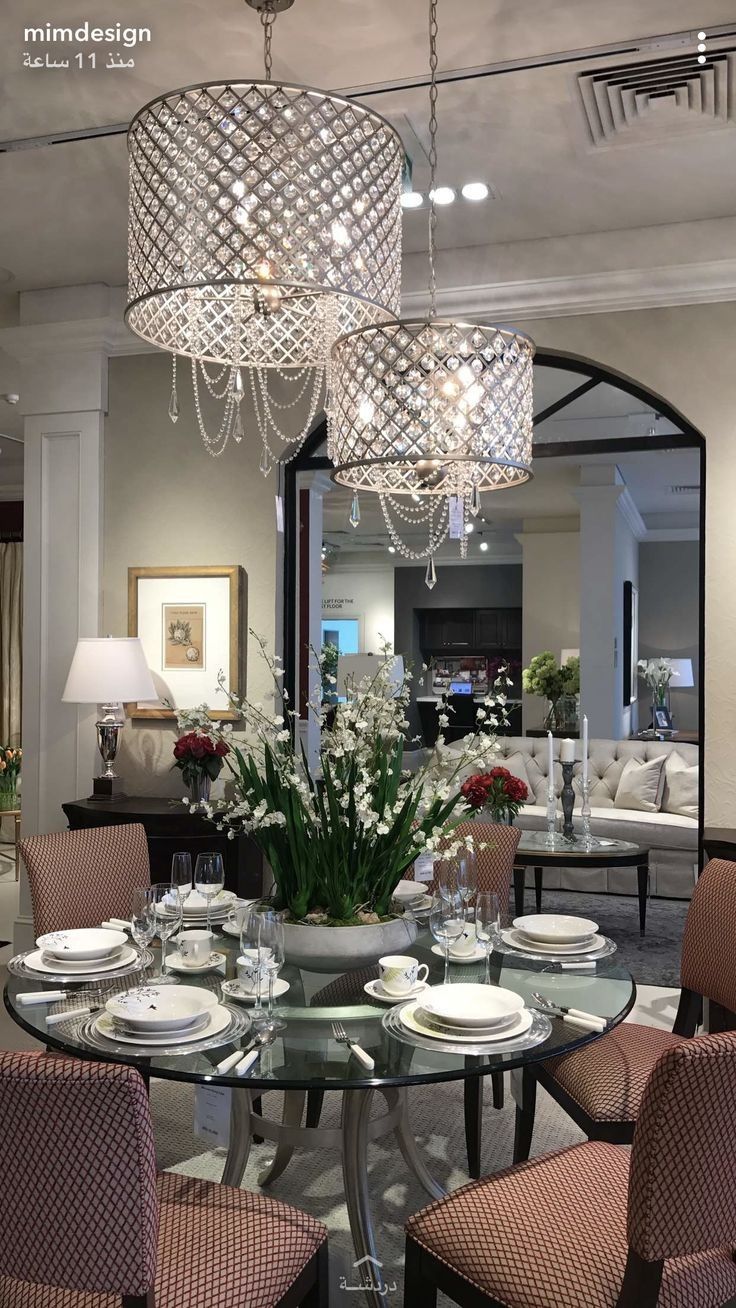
[531,889,686,987]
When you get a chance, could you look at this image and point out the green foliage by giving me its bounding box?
[522,651,580,700]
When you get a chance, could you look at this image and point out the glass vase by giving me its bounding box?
[188,775,211,805]
[0,787,17,812]
[544,695,578,732]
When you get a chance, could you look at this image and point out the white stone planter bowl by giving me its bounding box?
[282,915,419,973]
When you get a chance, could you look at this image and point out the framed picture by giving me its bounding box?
[622,580,638,708]
[653,705,674,732]
[127,566,245,719]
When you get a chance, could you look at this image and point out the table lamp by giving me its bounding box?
[62,636,157,799]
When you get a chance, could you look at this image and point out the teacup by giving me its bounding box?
[236,949,265,994]
[378,954,429,996]
[448,921,477,958]
[176,929,213,968]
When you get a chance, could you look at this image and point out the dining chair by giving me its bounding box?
[21,823,151,935]
[404,1031,736,1308]
[513,855,735,1164]
[0,1051,328,1307]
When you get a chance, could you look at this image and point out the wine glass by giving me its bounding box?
[130,886,155,952]
[149,883,183,980]
[171,851,193,901]
[456,849,478,914]
[429,896,465,985]
[435,858,461,913]
[475,892,500,983]
[239,907,270,1024]
[256,910,286,1035]
[194,852,225,935]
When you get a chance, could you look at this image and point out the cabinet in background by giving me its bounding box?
[419,606,522,652]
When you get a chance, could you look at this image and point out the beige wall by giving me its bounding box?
[516,303,725,822]
[103,353,287,797]
[518,530,580,731]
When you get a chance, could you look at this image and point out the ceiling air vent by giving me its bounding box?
[669,484,700,495]
[578,50,736,147]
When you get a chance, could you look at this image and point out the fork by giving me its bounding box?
[531,991,607,1033]
[332,1021,375,1071]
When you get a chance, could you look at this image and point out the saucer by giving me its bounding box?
[165,950,226,975]
[220,978,290,1004]
[364,978,430,1005]
[430,943,487,964]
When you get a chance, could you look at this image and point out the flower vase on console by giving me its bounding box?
[0,746,21,811]
[461,766,529,826]
[171,721,229,808]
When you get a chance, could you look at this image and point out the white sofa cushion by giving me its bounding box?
[662,751,699,819]
[614,755,666,813]
[515,804,698,852]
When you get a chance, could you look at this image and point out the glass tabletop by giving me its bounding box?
[516,830,644,858]
[4,930,635,1091]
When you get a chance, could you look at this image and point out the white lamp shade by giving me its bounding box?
[667,658,695,689]
[62,637,157,704]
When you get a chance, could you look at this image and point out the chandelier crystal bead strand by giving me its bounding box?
[125,0,404,464]
[327,0,535,585]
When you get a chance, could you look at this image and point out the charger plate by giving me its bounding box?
[496,932,617,964]
[383,1001,551,1058]
[49,1003,251,1058]
[7,947,155,984]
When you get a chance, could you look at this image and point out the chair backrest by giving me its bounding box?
[21,823,151,934]
[436,820,521,921]
[0,1052,158,1297]
[627,1031,736,1262]
[680,857,736,1014]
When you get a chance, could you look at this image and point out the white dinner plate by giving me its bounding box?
[220,978,290,1004]
[106,984,217,1031]
[164,951,226,975]
[25,945,137,976]
[41,946,126,971]
[400,1002,533,1044]
[430,943,487,964]
[423,982,525,1029]
[504,928,605,957]
[363,978,430,1005]
[513,914,598,944]
[94,1004,233,1046]
[37,928,128,961]
[392,880,424,902]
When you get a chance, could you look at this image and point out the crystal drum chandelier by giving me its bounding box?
[125,0,403,464]
[328,0,534,585]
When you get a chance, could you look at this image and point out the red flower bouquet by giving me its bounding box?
[461,766,528,822]
[173,731,229,790]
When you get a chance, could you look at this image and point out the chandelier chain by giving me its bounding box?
[261,2,276,81]
[427,0,439,318]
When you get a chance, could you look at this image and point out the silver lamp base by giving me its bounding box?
[89,704,127,801]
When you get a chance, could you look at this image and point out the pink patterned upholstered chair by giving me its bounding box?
[21,824,151,935]
[513,856,736,1164]
[405,1032,736,1308]
[0,1052,328,1307]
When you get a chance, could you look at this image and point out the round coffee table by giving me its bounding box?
[514,831,650,935]
[5,931,634,1307]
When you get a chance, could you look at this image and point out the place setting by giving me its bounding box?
[45,982,251,1057]
[383,982,552,1057]
[497,913,617,964]
[7,927,154,984]
[363,955,430,1005]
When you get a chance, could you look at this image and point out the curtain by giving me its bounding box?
[0,543,22,746]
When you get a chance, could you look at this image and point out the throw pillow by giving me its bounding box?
[663,752,699,819]
[614,755,666,813]
[500,751,532,802]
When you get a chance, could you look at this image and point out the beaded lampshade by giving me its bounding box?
[328,319,535,494]
[125,80,404,368]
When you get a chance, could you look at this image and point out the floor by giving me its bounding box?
[0,876,685,1303]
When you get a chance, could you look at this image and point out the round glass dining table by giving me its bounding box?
[5,929,635,1308]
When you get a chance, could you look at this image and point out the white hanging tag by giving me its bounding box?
[414,853,435,883]
[275,495,284,533]
[448,495,464,539]
[194,1085,232,1148]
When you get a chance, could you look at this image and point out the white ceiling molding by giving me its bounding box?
[617,486,647,541]
[400,258,736,321]
[642,526,699,542]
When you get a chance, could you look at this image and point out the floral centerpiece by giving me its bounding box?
[637,657,677,708]
[461,766,529,824]
[522,651,580,731]
[177,635,510,966]
[172,707,229,804]
[0,746,21,811]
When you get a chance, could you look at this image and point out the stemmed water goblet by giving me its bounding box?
[256,910,286,1035]
[435,858,462,914]
[475,892,500,984]
[171,851,193,900]
[456,849,478,915]
[239,907,270,1026]
[147,884,183,981]
[429,896,465,985]
[131,886,156,955]
[194,851,224,936]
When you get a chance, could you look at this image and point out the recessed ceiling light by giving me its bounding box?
[479,540,489,552]
[698,54,706,63]
[698,30,707,40]
[464,521,474,534]
[698,42,706,51]
[388,545,396,553]
[461,181,489,201]
[429,186,455,206]
[401,191,424,209]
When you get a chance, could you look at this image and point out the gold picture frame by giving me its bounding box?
[127,565,245,720]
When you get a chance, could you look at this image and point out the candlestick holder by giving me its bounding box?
[583,779,593,852]
[545,784,557,844]
[561,761,576,841]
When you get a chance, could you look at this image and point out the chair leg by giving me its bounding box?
[513,1066,537,1164]
[306,1088,325,1129]
[299,1242,329,1308]
[463,1077,483,1179]
[404,1237,438,1308]
[252,1095,263,1143]
[492,1070,504,1110]
[122,1294,155,1307]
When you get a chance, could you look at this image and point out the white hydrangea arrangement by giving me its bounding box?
[177,632,510,925]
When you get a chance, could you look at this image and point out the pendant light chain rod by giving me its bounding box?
[427,0,439,318]
[261,1,276,81]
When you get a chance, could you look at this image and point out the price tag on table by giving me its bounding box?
[414,853,435,883]
[448,495,464,539]
[194,1085,232,1149]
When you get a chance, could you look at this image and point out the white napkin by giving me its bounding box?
[101,919,130,932]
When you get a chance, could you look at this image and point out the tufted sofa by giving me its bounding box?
[441,736,699,899]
